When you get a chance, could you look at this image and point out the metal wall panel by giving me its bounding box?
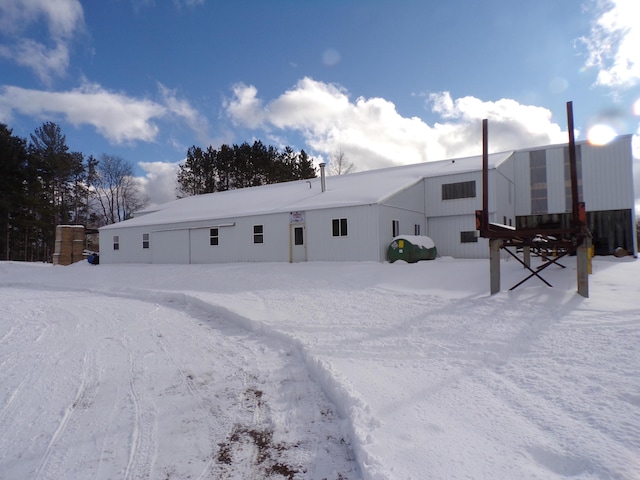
[189,213,289,264]
[512,136,634,216]
[581,136,634,211]
[100,226,153,264]
[424,172,484,217]
[495,157,516,226]
[513,151,531,216]
[306,205,381,261]
[426,214,488,259]
[152,229,190,264]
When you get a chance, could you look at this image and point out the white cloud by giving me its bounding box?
[0,40,70,84]
[428,92,568,158]
[137,161,181,206]
[0,83,165,143]
[0,82,209,145]
[224,84,266,129]
[224,78,569,171]
[226,78,432,170]
[0,0,84,84]
[581,0,640,88]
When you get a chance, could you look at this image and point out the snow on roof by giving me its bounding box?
[102,151,513,230]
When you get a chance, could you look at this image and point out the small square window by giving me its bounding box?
[142,233,149,249]
[253,225,264,244]
[210,228,219,246]
[113,235,120,251]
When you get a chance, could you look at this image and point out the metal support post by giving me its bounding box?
[490,238,503,295]
[523,246,531,268]
[577,237,590,298]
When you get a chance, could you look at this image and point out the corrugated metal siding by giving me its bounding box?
[513,151,531,216]
[306,205,381,261]
[189,213,289,263]
[427,215,488,259]
[495,157,516,226]
[152,230,190,264]
[100,227,153,264]
[512,137,634,216]
[582,136,634,211]
[424,172,484,217]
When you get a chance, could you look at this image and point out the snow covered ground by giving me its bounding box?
[1,255,639,479]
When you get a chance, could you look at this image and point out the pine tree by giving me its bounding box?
[0,124,28,260]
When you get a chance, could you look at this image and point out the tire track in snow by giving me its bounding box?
[123,349,158,480]
[34,348,100,480]
[0,352,45,421]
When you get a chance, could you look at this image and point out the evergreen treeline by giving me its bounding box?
[177,141,316,197]
[0,122,146,262]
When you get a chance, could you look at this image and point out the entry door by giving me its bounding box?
[290,224,307,262]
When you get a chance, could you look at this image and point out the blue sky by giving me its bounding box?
[1,0,639,205]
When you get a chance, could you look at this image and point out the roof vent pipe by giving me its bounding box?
[319,162,326,192]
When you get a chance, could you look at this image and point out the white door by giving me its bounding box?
[290,224,307,262]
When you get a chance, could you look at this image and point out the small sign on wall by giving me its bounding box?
[290,211,306,224]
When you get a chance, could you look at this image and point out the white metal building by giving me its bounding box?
[99,135,636,264]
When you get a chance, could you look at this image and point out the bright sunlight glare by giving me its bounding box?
[587,124,617,145]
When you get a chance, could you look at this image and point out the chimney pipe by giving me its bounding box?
[319,162,326,192]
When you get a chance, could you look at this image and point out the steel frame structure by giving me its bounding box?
[476,101,591,297]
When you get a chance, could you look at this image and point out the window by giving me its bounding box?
[253,225,264,244]
[414,224,421,235]
[460,231,478,243]
[113,235,120,250]
[294,226,304,245]
[210,228,219,246]
[142,233,149,249]
[442,181,476,200]
[332,218,348,237]
[392,220,399,237]
[530,150,547,214]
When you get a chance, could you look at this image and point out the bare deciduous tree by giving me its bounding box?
[91,154,148,225]
[327,150,355,176]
